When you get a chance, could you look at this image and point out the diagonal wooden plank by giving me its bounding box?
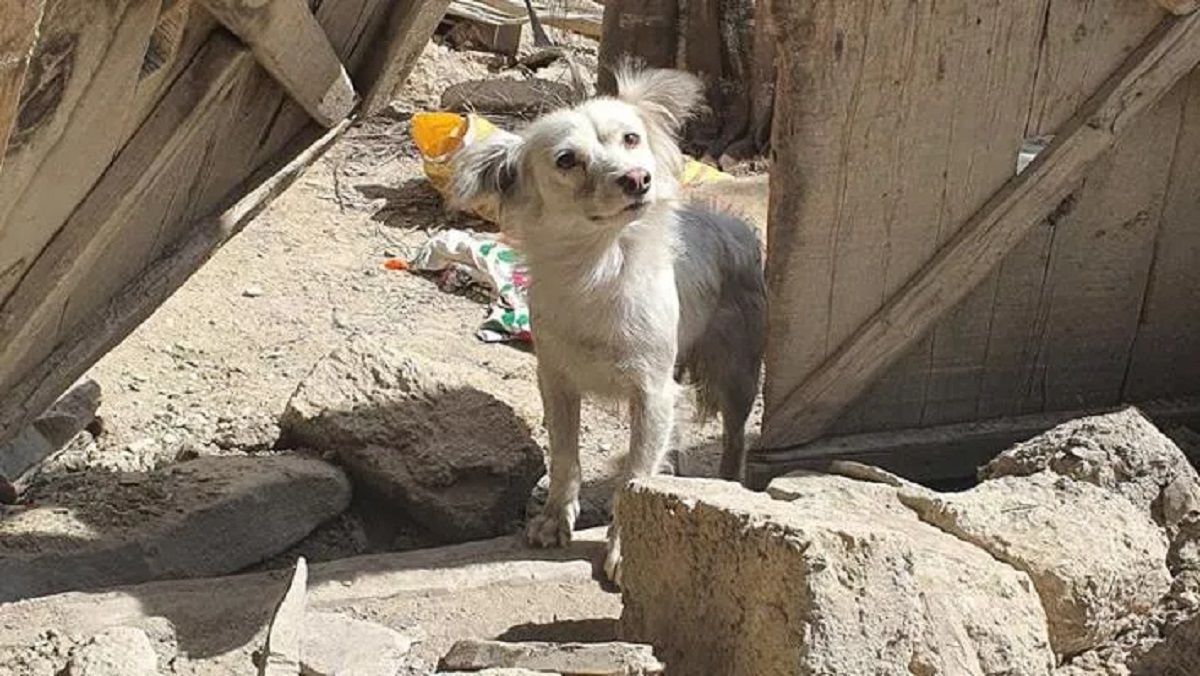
[0,0,47,176]
[758,11,1200,451]
[202,0,357,126]
[358,0,451,116]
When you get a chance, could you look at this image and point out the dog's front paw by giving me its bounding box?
[604,527,623,587]
[525,501,579,548]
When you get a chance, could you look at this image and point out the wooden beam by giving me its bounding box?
[748,398,1200,490]
[758,11,1200,451]
[0,115,348,446]
[359,0,450,116]
[201,0,357,126]
[0,0,46,175]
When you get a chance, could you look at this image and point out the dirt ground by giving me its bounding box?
[38,32,757,564]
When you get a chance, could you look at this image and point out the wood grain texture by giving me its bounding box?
[359,0,451,116]
[0,33,254,392]
[1022,84,1182,413]
[596,0,677,94]
[761,0,1048,444]
[0,0,387,444]
[1157,0,1198,16]
[759,9,1200,451]
[201,0,357,126]
[0,0,47,176]
[0,0,161,305]
[1124,71,1200,401]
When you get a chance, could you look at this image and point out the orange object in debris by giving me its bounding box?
[383,258,408,271]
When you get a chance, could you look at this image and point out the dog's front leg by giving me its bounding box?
[605,379,677,586]
[527,367,582,548]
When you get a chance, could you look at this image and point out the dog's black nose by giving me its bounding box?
[617,169,651,196]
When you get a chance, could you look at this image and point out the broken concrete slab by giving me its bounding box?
[0,454,350,601]
[302,611,414,676]
[0,377,102,481]
[900,472,1171,657]
[0,527,615,669]
[260,558,307,676]
[619,475,1054,676]
[280,335,544,543]
[67,627,159,676]
[981,407,1200,537]
[439,639,663,675]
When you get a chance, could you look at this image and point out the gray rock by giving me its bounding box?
[1130,613,1200,676]
[302,611,413,676]
[440,78,576,115]
[440,639,662,675]
[620,475,1054,676]
[67,627,158,676]
[280,335,544,543]
[0,377,102,481]
[0,455,350,601]
[900,472,1171,657]
[981,407,1200,538]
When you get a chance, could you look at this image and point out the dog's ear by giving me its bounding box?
[450,132,523,209]
[613,62,704,135]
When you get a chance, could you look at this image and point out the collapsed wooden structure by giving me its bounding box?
[0,0,450,448]
[751,0,1200,486]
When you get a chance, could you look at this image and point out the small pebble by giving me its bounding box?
[242,285,264,298]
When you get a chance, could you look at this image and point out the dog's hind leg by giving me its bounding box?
[606,378,677,586]
[526,367,582,548]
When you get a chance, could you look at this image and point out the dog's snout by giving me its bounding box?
[616,169,651,196]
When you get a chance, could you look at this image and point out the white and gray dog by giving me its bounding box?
[450,65,765,584]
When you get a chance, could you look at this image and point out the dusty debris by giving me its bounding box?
[439,639,663,675]
[1129,612,1200,676]
[0,454,350,601]
[280,334,544,543]
[619,475,1054,676]
[440,79,577,115]
[260,557,308,676]
[900,472,1171,657]
[302,611,415,676]
[981,407,1200,537]
[67,627,159,676]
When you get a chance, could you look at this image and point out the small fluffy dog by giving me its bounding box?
[450,66,765,584]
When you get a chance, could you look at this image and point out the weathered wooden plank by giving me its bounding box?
[0,0,47,175]
[0,33,254,394]
[1023,84,1183,412]
[0,0,161,304]
[759,10,1200,451]
[1025,0,1164,137]
[201,0,356,127]
[0,107,348,444]
[749,397,1200,490]
[1125,71,1200,401]
[761,0,1047,440]
[358,0,451,116]
[595,0,677,95]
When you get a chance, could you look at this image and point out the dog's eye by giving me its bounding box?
[623,132,641,148]
[555,151,578,170]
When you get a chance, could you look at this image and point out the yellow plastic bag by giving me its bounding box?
[412,111,732,224]
[412,112,504,222]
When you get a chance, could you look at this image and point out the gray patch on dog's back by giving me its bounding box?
[672,201,765,478]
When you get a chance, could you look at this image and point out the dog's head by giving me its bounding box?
[450,65,704,238]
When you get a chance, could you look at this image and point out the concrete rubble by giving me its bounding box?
[438,639,663,675]
[0,454,350,601]
[279,335,545,544]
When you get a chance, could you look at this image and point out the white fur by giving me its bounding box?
[451,66,708,586]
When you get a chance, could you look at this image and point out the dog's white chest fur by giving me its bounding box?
[527,214,680,397]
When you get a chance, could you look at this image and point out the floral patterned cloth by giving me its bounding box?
[407,229,532,344]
